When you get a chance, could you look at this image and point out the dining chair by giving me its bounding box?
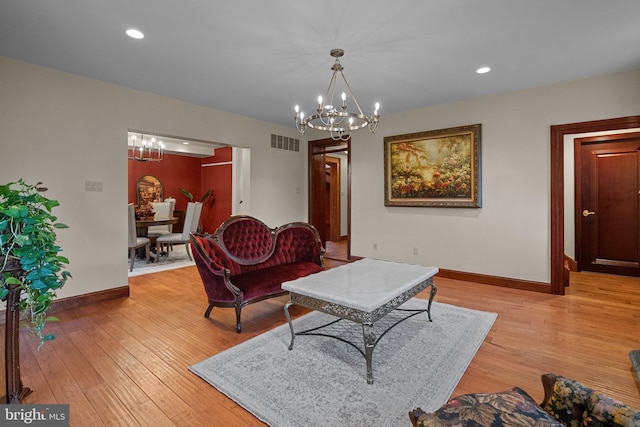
[128,203,150,271]
[155,201,202,261]
[147,200,175,236]
[150,197,177,254]
[164,197,176,232]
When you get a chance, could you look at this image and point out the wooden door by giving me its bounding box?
[309,149,327,246]
[576,133,640,276]
[308,138,349,253]
[326,157,341,242]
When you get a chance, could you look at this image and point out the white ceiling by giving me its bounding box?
[1,1,639,129]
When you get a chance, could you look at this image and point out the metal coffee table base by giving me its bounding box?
[284,280,437,384]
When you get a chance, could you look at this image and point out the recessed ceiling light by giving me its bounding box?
[126,29,144,39]
[183,142,190,145]
[476,67,491,74]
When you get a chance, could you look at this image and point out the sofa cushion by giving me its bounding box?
[231,261,323,301]
[583,392,640,427]
[411,387,564,427]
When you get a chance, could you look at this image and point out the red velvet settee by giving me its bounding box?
[189,215,325,332]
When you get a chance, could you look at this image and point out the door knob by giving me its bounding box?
[582,210,595,217]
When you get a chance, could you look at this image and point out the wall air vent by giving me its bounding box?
[271,134,300,152]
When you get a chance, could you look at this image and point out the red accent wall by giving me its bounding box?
[201,147,233,233]
[128,148,233,233]
[128,153,201,210]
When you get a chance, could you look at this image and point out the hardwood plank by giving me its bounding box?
[2,263,638,426]
[83,383,140,426]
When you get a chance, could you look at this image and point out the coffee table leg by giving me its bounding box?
[426,283,438,321]
[362,323,376,384]
[284,301,295,350]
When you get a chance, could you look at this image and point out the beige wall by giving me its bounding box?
[0,56,308,299]
[347,67,640,283]
[2,54,639,299]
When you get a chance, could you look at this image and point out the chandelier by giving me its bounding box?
[128,132,165,162]
[294,49,380,141]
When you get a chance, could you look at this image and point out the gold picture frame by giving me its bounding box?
[384,124,481,207]
[136,175,163,207]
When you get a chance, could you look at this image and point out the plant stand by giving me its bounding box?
[1,258,32,403]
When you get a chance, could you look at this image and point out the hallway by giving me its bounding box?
[324,239,348,261]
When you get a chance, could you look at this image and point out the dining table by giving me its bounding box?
[135,216,178,237]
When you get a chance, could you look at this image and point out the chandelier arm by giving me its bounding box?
[317,71,340,127]
[320,72,337,111]
[127,132,164,162]
[339,70,366,117]
[305,111,369,132]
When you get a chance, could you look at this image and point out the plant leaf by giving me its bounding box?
[178,188,194,200]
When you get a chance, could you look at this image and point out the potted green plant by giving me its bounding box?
[178,187,214,206]
[0,179,71,402]
[179,187,215,231]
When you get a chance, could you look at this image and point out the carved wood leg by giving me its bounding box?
[235,304,242,333]
[4,284,32,403]
[204,303,214,318]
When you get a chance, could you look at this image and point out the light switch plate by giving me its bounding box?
[84,180,103,192]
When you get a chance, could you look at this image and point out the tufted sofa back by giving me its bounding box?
[216,216,276,264]
[190,216,324,304]
[193,215,324,275]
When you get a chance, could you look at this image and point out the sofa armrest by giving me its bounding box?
[540,373,592,426]
[540,373,558,409]
[541,373,640,427]
[408,408,426,427]
[191,233,242,300]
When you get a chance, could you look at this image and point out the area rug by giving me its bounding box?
[128,244,195,277]
[189,299,497,427]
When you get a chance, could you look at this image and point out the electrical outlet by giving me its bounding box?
[413,247,419,255]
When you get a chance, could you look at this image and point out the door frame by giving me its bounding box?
[308,138,351,260]
[550,115,640,295]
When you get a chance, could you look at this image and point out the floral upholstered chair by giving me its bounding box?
[540,374,640,427]
[409,374,640,427]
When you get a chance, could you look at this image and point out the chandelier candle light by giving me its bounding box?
[128,133,165,162]
[294,49,380,141]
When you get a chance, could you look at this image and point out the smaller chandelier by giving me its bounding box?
[128,133,165,162]
[294,49,380,141]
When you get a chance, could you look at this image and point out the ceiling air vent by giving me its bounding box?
[271,134,300,152]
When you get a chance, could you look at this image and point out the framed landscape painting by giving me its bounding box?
[384,124,481,207]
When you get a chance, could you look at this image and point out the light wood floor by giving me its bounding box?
[6,256,640,426]
[325,239,348,261]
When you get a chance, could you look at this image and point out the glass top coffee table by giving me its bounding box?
[282,258,438,384]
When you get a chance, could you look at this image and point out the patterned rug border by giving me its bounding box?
[189,299,497,426]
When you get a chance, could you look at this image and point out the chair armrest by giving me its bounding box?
[540,373,592,426]
[190,233,243,298]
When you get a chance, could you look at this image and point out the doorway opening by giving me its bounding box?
[550,115,640,294]
[574,132,640,277]
[308,138,350,261]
